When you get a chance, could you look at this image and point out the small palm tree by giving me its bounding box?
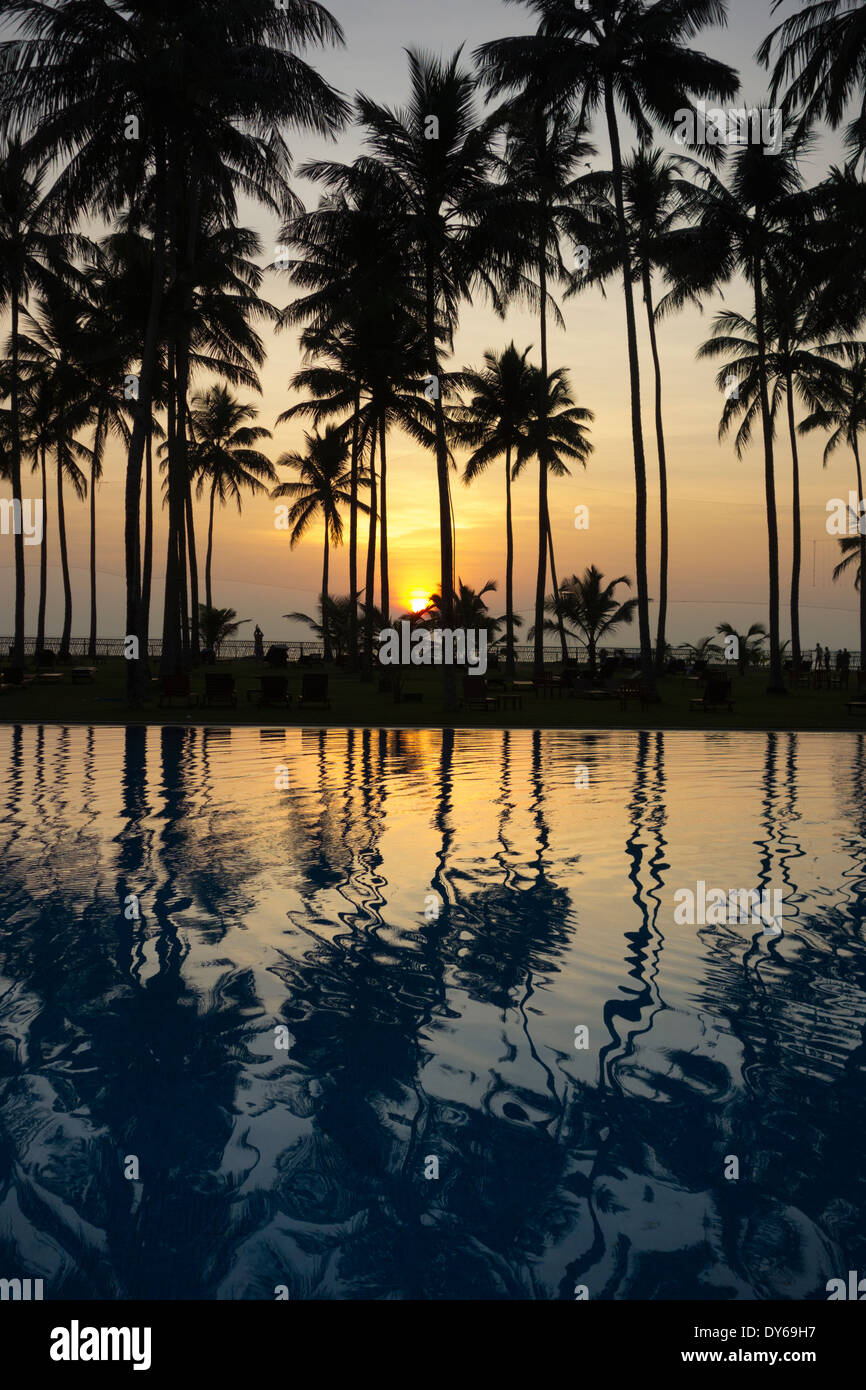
[551,566,639,676]
[715,621,769,675]
[421,578,513,644]
[189,385,275,612]
[285,593,361,663]
[198,604,250,659]
[688,635,722,662]
[272,425,358,661]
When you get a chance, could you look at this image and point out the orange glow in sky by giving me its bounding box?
[409,591,430,614]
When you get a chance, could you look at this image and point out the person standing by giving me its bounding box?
[254,624,264,661]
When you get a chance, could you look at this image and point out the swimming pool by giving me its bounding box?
[0,725,864,1299]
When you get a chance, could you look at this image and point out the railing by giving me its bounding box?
[2,638,861,669]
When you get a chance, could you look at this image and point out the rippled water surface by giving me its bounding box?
[1,724,864,1300]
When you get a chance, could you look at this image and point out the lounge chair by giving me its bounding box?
[690,677,733,712]
[246,674,292,708]
[158,673,197,708]
[202,673,237,708]
[619,681,650,711]
[298,672,331,709]
[462,675,500,712]
[71,666,97,684]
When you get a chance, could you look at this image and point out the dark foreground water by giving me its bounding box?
[0,725,864,1300]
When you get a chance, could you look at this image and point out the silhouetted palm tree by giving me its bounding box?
[513,366,594,660]
[272,426,355,661]
[3,0,347,697]
[716,620,769,674]
[682,136,813,691]
[0,139,79,663]
[345,49,505,709]
[451,343,536,674]
[760,0,866,162]
[698,274,842,672]
[476,0,739,692]
[799,344,866,660]
[188,385,275,612]
[554,566,638,676]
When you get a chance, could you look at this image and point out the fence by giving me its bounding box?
[2,637,861,669]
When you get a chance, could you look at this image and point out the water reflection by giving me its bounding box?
[0,726,864,1300]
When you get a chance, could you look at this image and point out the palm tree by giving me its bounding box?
[487,97,595,673]
[512,365,594,661]
[688,635,722,662]
[286,593,362,664]
[187,385,275,613]
[760,1,866,162]
[476,0,739,693]
[276,180,423,665]
[681,136,813,692]
[573,148,719,672]
[553,565,639,676]
[422,578,511,644]
[697,274,842,673]
[3,0,348,698]
[450,343,536,675]
[272,426,356,661]
[197,604,249,659]
[18,282,93,658]
[0,138,78,664]
[716,621,769,675]
[337,49,505,709]
[799,344,866,662]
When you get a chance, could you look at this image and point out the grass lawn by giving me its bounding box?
[1,658,865,730]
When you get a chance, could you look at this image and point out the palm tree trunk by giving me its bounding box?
[643,266,668,675]
[505,444,515,676]
[348,383,361,667]
[125,144,167,702]
[363,432,378,679]
[604,78,655,696]
[853,435,866,665]
[36,443,47,653]
[160,346,181,674]
[9,292,26,665]
[427,259,456,710]
[88,408,105,659]
[753,255,785,693]
[379,415,389,624]
[322,522,332,661]
[534,233,549,676]
[56,449,72,659]
[546,515,568,662]
[185,475,200,661]
[785,370,802,673]
[205,478,216,614]
[141,420,153,660]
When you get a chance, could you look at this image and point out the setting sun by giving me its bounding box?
[409,590,430,614]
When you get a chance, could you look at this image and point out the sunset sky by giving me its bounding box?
[0,0,860,650]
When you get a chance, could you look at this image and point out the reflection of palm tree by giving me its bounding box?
[598,731,668,1092]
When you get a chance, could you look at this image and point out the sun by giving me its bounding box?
[409,590,429,614]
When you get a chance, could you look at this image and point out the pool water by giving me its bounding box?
[0,725,864,1299]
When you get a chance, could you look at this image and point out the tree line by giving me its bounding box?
[2,0,866,709]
